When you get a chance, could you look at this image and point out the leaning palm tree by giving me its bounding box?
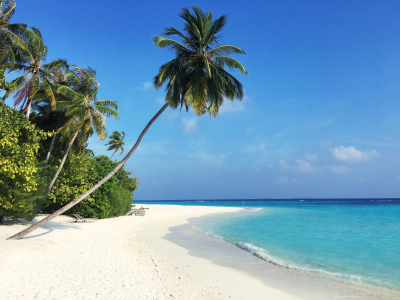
[41,65,118,200]
[8,6,247,240]
[3,27,67,118]
[106,131,125,158]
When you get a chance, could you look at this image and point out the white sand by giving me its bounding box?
[0,204,300,300]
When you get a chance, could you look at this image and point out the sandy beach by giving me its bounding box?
[0,204,396,300]
[0,205,299,300]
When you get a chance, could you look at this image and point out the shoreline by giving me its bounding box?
[0,204,398,299]
[139,205,399,300]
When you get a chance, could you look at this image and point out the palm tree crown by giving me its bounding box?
[56,65,118,140]
[4,27,67,117]
[0,0,27,88]
[106,131,125,159]
[153,6,247,118]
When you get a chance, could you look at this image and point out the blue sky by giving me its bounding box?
[7,0,400,199]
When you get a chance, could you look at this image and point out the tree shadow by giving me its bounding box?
[22,220,81,239]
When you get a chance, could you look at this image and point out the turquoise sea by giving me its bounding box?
[137,199,400,291]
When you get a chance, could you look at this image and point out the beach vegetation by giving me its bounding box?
[7,6,247,239]
[0,0,27,93]
[0,1,136,226]
[106,131,125,159]
[0,103,52,221]
[42,65,119,203]
[2,26,67,119]
[45,154,137,219]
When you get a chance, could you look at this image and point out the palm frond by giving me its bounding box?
[95,100,118,110]
[214,56,248,75]
[209,45,246,56]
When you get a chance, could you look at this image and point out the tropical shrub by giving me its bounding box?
[0,103,52,220]
[46,154,137,218]
[107,186,133,217]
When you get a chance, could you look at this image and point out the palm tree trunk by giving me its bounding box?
[43,131,78,200]
[45,135,56,166]
[7,103,169,240]
[25,100,31,119]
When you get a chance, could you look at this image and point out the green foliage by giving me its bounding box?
[153,6,247,118]
[0,77,12,92]
[3,26,68,114]
[0,103,52,219]
[46,153,137,218]
[107,186,133,217]
[106,131,125,158]
[56,65,118,140]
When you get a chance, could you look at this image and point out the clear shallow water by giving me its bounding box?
[137,199,400,290]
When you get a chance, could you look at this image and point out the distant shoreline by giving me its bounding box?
[136,197,400,201]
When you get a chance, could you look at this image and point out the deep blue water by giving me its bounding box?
[136,199,400,290]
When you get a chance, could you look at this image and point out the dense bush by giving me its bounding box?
[107,186,133,217]
[0,104,53,221]
[46,153,137,218]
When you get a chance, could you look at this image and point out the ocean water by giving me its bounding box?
[137,199,400,291]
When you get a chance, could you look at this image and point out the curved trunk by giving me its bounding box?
[7,103,169,240]
[45,135,56,166]
[44,131,78,200]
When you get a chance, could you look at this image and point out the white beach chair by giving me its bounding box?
[71,214,97,222]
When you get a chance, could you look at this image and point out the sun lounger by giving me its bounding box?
[71,214,97,222]
[126,208,146,216]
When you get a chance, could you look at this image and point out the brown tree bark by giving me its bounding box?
[7,103,169,240]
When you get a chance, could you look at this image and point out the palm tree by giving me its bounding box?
[106,131,125,159]
[0,0,27,91]
[42,65,119,200]
[3,27,67,118]
[31,69,69,165]
[8,6,247,240]
[153,7,247,117]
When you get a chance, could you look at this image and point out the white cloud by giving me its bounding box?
[274,176,289,184]
[333,146,380,162]
[280,159,314,173]
[305,153,318,162]
[319,139,332,149]
[139,81,152,90]
[243,142,268,160]
[274,176,302,185]
[219,95,249,114]
[326,165,348,174]
[136,140,170,155]
[155,97,165,104]
[280,160,291,171]
[295,159,314,173]
[182,117,197,133]
[189,151,226,166]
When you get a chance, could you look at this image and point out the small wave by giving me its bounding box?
[191,225,398,290]
[249,207,263,212]
[234,242,286,266]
